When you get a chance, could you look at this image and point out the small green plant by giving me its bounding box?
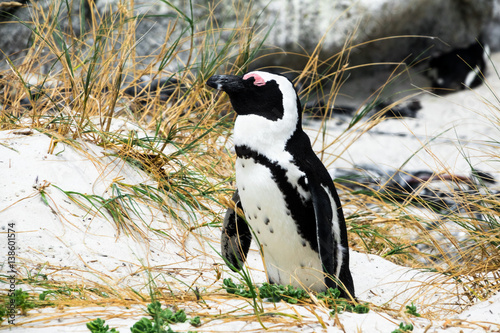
[405,302,421,317]
[223,279,369,313]
[130,302,184,333]
[130,317,162,333]
[146,301,187,325]
[87,301,201,333]
[326,300,370,315]
[317,288,370,315]
[258,282,309,304]
[86,318,119,333]
[316,287,341,307]
[189,316,201,327]
[222,278,309,304]
[12,289,36,315]
[222,278,254,298]
[392,322,414,333]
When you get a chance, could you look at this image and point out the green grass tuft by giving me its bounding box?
[87,318,119,333]
[392,322,414,333]
[405,302,421,317]
[86,301,201,333]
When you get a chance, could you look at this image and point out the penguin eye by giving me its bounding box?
[243,73,266,86]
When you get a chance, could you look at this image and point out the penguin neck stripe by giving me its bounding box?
[235,145,261,160]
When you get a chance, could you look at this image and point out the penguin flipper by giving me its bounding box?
[307,176,350,295]
[221,190,252,271]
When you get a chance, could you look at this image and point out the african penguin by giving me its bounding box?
[207,71,355,298]
[427,39,489,93]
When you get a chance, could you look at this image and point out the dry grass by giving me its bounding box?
[1,0,499,330]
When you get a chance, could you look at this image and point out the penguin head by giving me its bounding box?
[207,71,303,151]
[207,71,301,122]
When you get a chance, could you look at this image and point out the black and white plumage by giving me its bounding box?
[427,40,489,93]
[207,71,355,298]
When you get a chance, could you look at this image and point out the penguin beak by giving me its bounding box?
[206,75,245,93]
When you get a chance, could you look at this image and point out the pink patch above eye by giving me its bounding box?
[243,73,266,86]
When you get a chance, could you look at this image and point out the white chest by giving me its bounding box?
[235,157,326,291]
